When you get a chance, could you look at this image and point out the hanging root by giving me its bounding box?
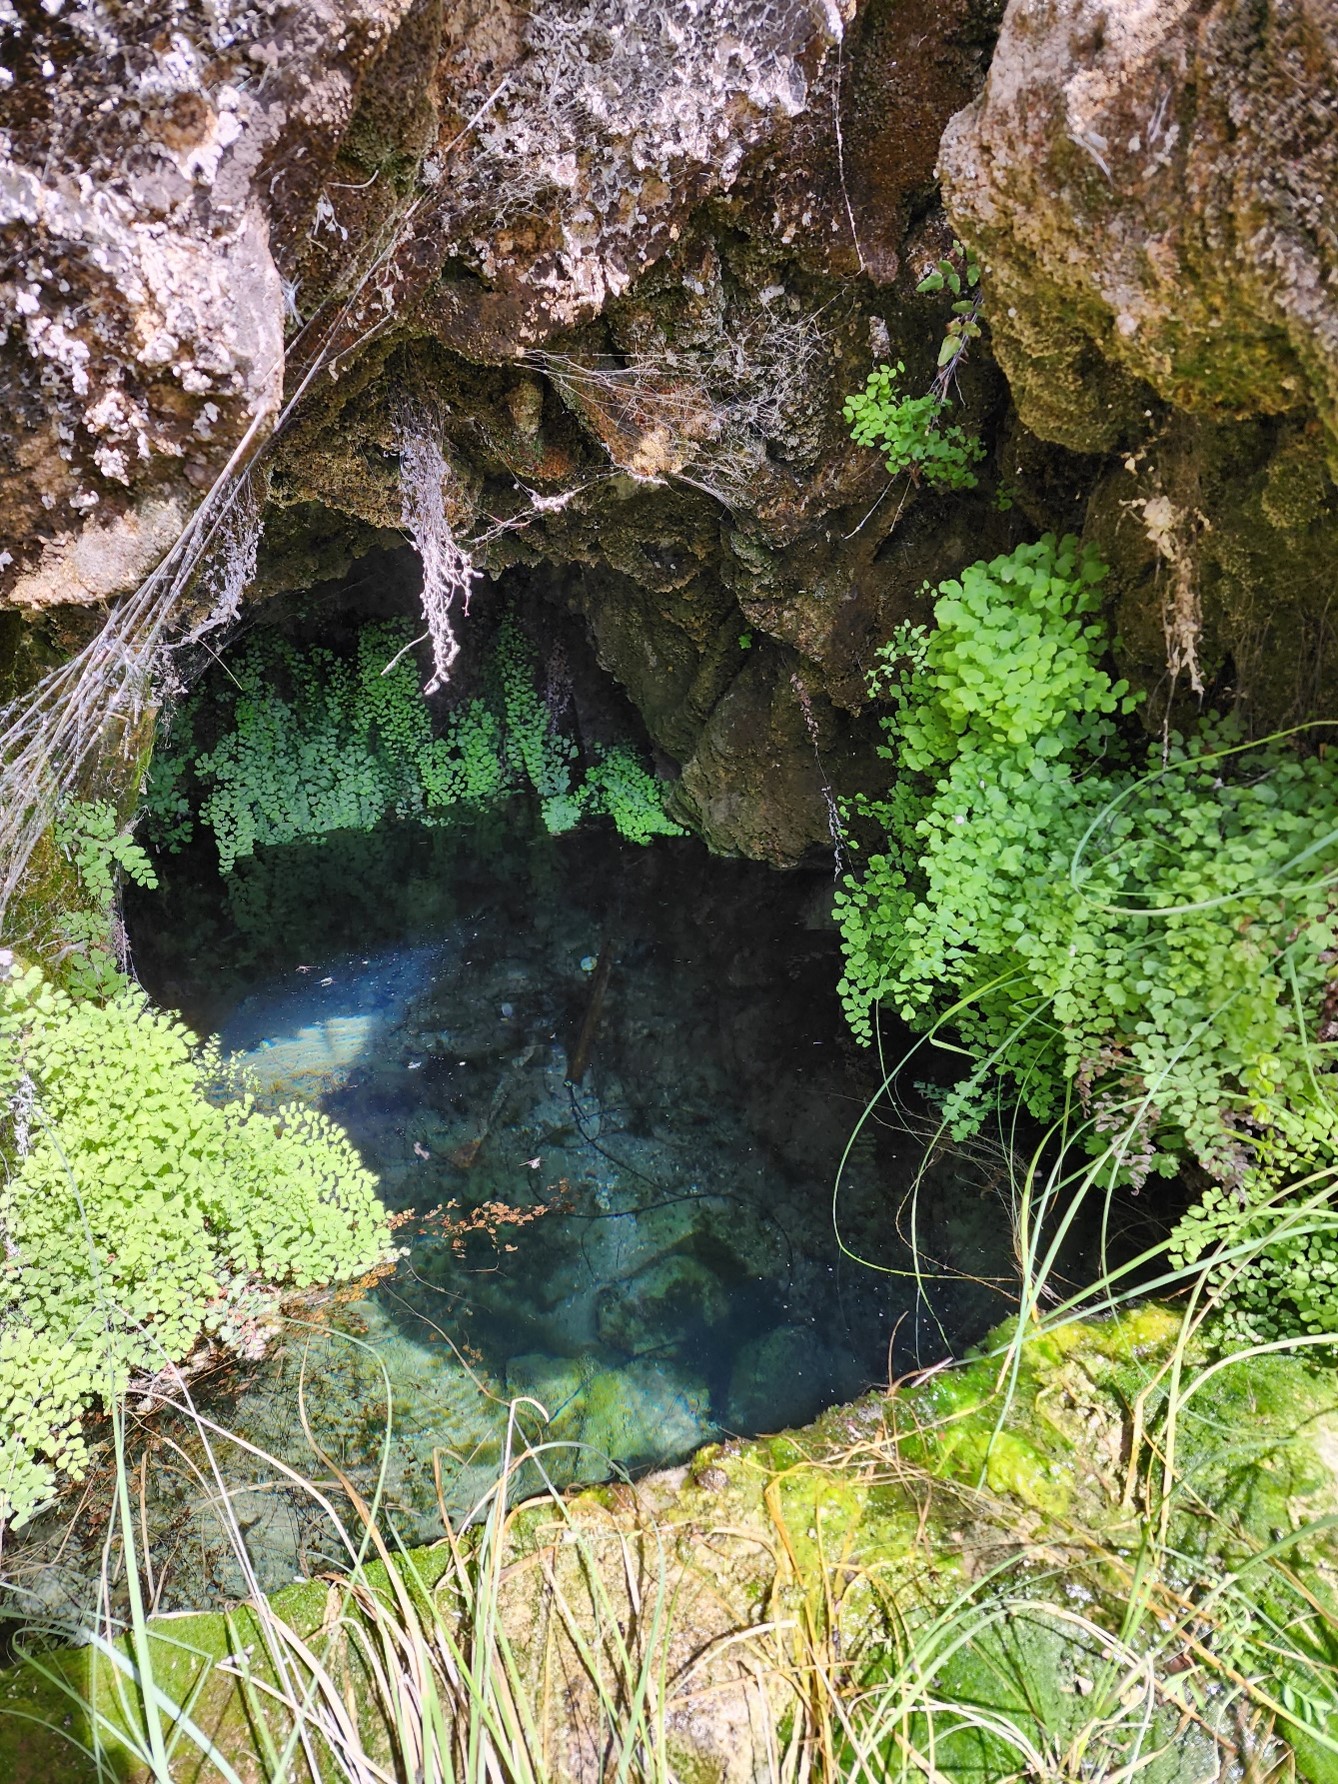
[398,411,478,695]
[1138,490,1207,700]
[0,77,513,929]
[0,423,271,925]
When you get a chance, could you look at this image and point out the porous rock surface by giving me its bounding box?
[941,0,1338,729]
[0,0,420,600]
[1,0,1008,862]
[941,0,1338,459]
[15,0,1338,856]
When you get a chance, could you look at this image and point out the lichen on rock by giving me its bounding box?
[940,0,1338,464]
[1,0,1013,866]
[939,0,1338,737]
[0,0,430,603]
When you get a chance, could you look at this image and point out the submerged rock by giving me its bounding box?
[594,1252,731,1356]
[507,1350,715,1468]
[724,1322,865,1434]
[218,945,439,1100]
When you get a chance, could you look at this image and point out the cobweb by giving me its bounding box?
[0,462,264,921]
[169,475,264,660]
[0,35,490,925]
[0,408,472,927]
[456,0,833,233]
[398,415,478,695]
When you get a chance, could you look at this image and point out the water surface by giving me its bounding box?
[8,815,1016,1620]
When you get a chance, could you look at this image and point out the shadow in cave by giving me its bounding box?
[11,557,1158,1621]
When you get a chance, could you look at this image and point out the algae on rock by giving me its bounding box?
[4,1309,1337,1782]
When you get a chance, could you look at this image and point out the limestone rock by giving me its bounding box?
[6,494,192,612]
[940,0,1338,466]
[2,0,1012,862]
[1086,411,1338,732]
[936,1,1338,733]
[1,0,429,603]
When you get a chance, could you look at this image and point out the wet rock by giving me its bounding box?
[9,1310,1330,1784]
[725,1323,865,1434]
[595,1253,730,1357]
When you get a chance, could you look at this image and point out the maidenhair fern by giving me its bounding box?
[494,620,580,813]
[837,534,1338,1342]
[843,242,986,493]
[0,958,391,1526]
[150,617,681,866]
[843,362,984,491]
[581,746,686,845]
[191,623,433,871]
[52,799,158,1000]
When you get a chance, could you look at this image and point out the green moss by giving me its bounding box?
[8,707,156,966]
[5,1311,1338,1780]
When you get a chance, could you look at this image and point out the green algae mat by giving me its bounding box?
[4,1308,1338,1782]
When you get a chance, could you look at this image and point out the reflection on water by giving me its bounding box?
[219,947,439,1099]
[6,815,1017,1622]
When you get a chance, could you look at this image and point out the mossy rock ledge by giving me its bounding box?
[4,1307,1338,1782]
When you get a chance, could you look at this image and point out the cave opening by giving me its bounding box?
[6,546,1025,1622]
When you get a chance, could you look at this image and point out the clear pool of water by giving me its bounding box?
[5,814,1017,1622]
